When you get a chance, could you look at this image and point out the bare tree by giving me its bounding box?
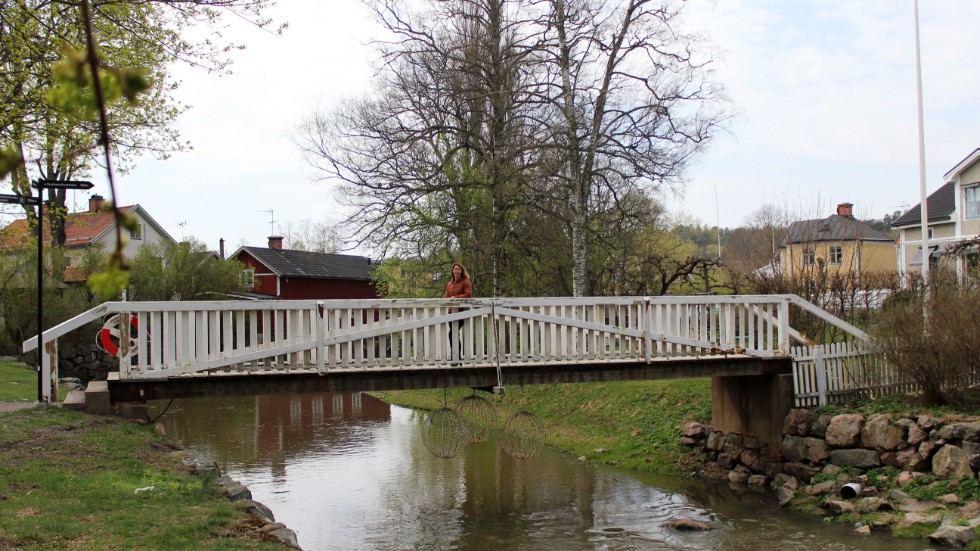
[279,219,342,254]
[297,0,550,296]
[544,0,729,295]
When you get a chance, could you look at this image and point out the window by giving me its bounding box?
[966,185,980,220]
[928,227,934,239]
[240,269,255,288]
[828,245,843,265]
[802,246,815,267]
[130,222,142,240]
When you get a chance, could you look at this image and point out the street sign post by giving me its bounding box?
[30,179,93,403]
[0,194,41,206]
[32,179,95,190]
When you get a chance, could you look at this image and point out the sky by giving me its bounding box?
[8,0,980,256]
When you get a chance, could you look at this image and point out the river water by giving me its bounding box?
[148,393,925,551]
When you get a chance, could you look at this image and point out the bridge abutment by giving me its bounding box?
[711,373,794,459]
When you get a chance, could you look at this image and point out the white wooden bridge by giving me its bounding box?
[24,295,869,404]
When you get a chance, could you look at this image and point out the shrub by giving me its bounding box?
[871,270,980,406]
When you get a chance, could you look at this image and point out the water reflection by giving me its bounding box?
[150,394,922,551]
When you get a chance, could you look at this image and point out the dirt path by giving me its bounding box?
[0,401,37,412]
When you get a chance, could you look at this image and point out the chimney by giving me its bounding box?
[89,194,105,213]
[836,202,853,218]
[268,236,284,251]
[219,238,225,259]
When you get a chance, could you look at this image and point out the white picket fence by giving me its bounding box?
[791,342,918,407]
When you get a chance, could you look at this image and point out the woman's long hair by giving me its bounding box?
[450,262,470,282]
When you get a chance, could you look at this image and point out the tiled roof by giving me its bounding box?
[891,181,955,228]
[238,247,375,281]
[0,206,136,250]
[782,214,893,246]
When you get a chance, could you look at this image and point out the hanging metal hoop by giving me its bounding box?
[456,392,498,443]
[501,410,544,459]
[422,407,470,458]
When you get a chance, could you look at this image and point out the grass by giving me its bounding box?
[374,377,713,474]
[0,365,289,550]
[815,388,980,417]
[0,361,67,402]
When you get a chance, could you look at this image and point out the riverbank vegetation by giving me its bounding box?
[0,363,287,549]
[374,378,712,474]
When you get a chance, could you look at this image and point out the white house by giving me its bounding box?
[892,148,980,278]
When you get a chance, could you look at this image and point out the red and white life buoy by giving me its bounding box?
[96,314,140,358]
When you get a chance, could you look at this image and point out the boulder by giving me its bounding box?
[781,436,804,463]
[919,439,941,460]
[930,525,979,548]
[932,445,974,481]
[775,485,795,507]
[826,414,864,447]
[728,470,749,484]
[747,474,767,486]
[917,414,942,431]
[939,422,980,442]
[705,431,725,452]
[830,448,881,469]
[670,519,712,531]
[896,448,928,472]
[861,414,905,451]
[856,497,893,514]
[807,481,835,496]
[783,409,811,436]
[739,448,765,473]
[683,422,707,438]
[717,453,735,470]
[820,500,855,515]
[808,415,832,438]
[783,462,821,483]
[803,437,831,463]
[907,423,928,446]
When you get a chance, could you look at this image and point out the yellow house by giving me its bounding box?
[779,203,896,278]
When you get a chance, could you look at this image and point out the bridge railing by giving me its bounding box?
[24,294,865,400]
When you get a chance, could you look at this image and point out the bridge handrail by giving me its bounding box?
[783,294,869,342]
[23,293,865,352]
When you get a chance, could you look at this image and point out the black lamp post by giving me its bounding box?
[29,179,93,403]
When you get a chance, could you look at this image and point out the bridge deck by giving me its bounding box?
[108,354,792,401]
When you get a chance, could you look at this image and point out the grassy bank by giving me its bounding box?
[0,361,67,403]
[374,378,712,474]
[0,362,288,550]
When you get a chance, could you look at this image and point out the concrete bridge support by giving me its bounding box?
[711,373,794,459]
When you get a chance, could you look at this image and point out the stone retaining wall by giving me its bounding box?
[21,342,115,382]
[684,409,980,488]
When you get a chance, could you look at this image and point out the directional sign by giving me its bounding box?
[0,194,40,206]
[32,179,94,190]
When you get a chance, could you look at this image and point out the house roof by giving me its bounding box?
[781,214,893,246]
[943,148,980,182]
[890,181,956,228]
[233,246,375,281]
[0,204,175,250]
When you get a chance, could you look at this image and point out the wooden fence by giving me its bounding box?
[791,342,919,407]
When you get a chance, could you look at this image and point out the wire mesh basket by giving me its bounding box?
[501,410,544,459]
[456,393,498,444]
[422,407,471,458]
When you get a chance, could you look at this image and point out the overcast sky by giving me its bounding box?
[11,0,980,256]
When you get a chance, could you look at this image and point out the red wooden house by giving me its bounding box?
[229,237,378,300]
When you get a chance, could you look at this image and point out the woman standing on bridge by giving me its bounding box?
[445,262,473,364]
